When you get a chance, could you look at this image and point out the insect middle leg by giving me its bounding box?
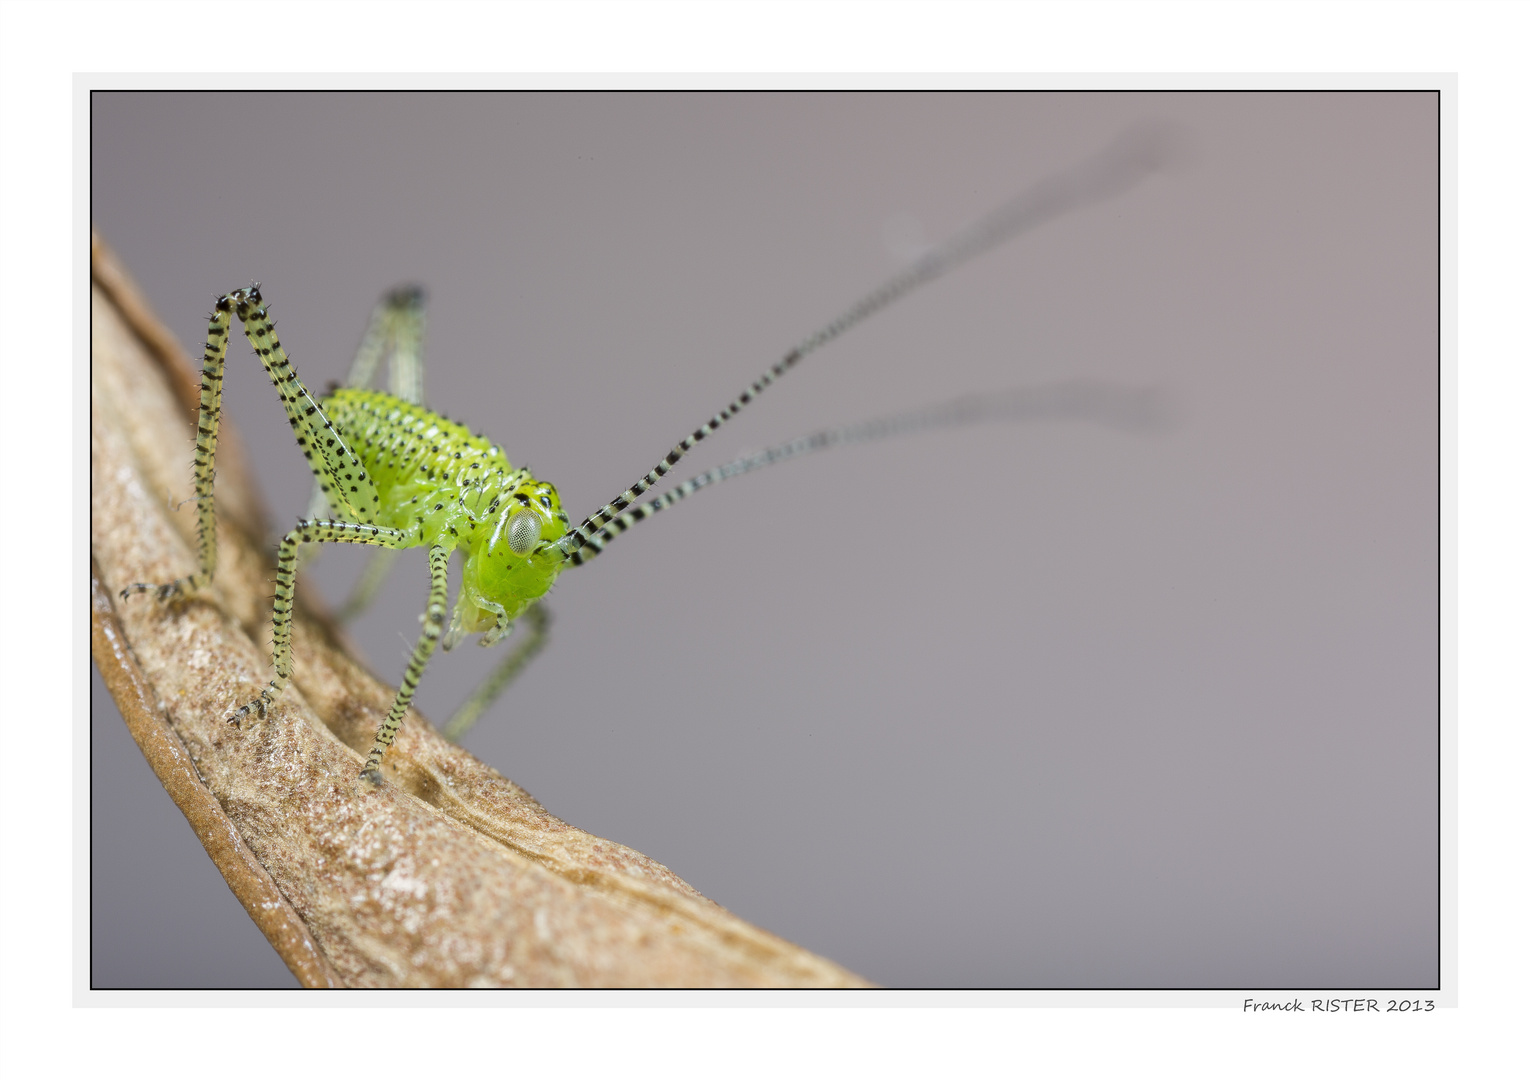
[360,542,450,782]
[229,519,425,726]
[231,517,447,781]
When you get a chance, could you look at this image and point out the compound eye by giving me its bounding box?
[506,508,543,556]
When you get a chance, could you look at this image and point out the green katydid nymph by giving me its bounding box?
[122,126,1172,783]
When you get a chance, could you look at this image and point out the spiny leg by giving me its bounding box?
[225,285,383,524]
[439,602,551,743]
[302,286,426,611]
[337,284,428,403]
[338,288,424,617]
[119,292,237,601]
[381,285,427,407]
[229,519,421,728]
[122,285,385,604]
[361,544,451,782]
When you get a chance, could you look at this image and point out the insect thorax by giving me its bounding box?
[324,388,571,639]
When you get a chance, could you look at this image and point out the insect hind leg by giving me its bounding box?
[334,284,428,406]
[301,286,427,611]
[118,290,247,603]
[221,285,383,525]
[381,285,427,406]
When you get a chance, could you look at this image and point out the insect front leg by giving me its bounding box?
[361,543,451,783]
[228,519,420,729]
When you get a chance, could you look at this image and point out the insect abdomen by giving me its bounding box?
[323,388,527,533]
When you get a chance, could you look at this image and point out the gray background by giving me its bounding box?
[90,91,1438,989]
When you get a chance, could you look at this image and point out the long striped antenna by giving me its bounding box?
[561,124,1177,567]
[569,380,1165,562]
